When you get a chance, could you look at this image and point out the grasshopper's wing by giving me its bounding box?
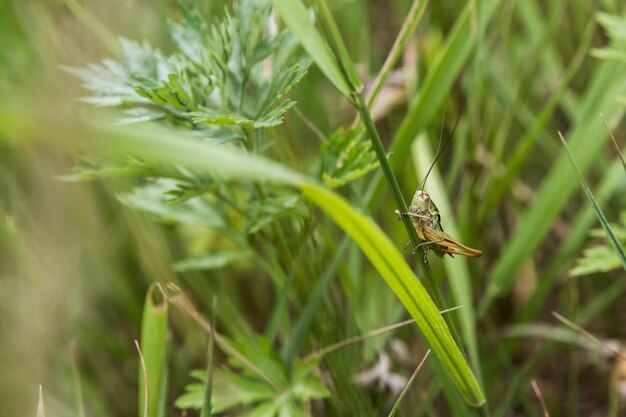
[422,226,482,257]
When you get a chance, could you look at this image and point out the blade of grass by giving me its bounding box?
[387,350,432,417]
[139,283,169,417]
[200,297,217,417]
[601,113,626,175]
[412,135,482,384]
[302,183,485,407]
[96,123,485,407]
[516,153,626,322]
[494,278,626,416]
[557,131,626,271]
[288,237,350,358]
[365,0,427,109]
[479,19,595,219]
[378,0,502,180]
[271,0,352,98]
[135,340,148,417]
[312,0,362,93]
[481,58,626,315]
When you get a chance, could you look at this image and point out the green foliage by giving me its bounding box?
[320,126,378,188]
[139,285,170,417]
[8,0,626,416]
[591,12,626,63]
[67,2,308,130]
[570,212,626,276]
[176,338,329,416]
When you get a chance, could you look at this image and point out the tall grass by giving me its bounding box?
[1,1,625,416]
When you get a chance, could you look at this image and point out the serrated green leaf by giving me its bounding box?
[118,179,226,229]
[570,245,623,276]
[321,126,379,188]
[64,38,172,107]
[177,338,328,416]
[69,2,306,131]
[571,211,626,276]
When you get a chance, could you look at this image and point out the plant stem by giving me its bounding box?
[353,92,445,305]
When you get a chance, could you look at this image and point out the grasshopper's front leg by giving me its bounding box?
[394,210,428,221]
[395,210,429,253]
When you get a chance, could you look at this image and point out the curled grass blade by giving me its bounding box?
[139,283,170,417]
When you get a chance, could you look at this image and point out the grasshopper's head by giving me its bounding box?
[411,189,431,211]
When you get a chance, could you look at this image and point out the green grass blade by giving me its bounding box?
[481,59,626,314]
[272,0,352,98]
[97,122,307,186]
[557,131,626,271]
[288,237,350,358]
[412,135,482,384]
[387,350,431,417]
[96,123,485,406]
[479,19,595,219]
[139,284,170,417]
[516,158,626,322]
[200,297,217,417]
[386,0,501,172]
[601,113,626,175]
[302,183,485,407]
[312,0,362,92]
[366,0,427,108]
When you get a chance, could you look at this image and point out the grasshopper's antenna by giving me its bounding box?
[418,112,460,191]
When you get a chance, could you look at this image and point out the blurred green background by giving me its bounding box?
[1,0,626,416]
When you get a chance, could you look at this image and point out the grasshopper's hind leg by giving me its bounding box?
[410,238,446,259]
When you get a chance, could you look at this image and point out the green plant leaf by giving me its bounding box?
[68,2,306,130]
[558,132,626,273]
[176,339,329,416]
[139,284,170,417]
[320,126,379,188]
[570,211,626,276]
[301,183,485,406]
[95,122,485,406]
[411,135,482,383]
[271,0,352,98]
[312,0,362,92]
[118,179,226,229]
[482,51,626,314]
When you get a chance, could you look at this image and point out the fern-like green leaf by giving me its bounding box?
[321,126,379,188]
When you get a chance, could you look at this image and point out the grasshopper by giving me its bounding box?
[395,117,482,262]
